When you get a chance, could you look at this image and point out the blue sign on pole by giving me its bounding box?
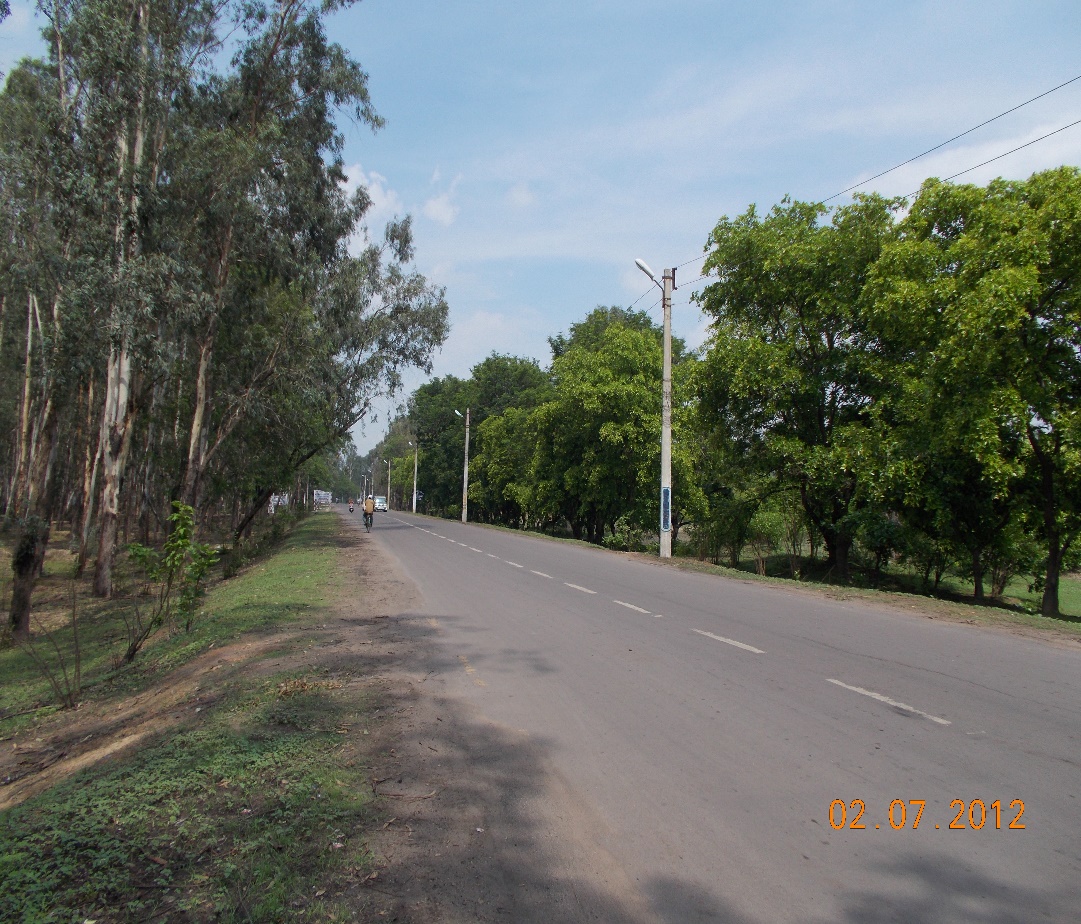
[661,487,671,532]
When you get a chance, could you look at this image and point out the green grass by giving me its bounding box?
[0,513,336,729]
[663,550,1081,636]
[0,513,380,923]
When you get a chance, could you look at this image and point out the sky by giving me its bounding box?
[4,0,1081,453]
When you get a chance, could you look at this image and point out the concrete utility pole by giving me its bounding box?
[636,259,676,558]
[409,441,418,513]
[461,408,470,523]
[660,268,674,558]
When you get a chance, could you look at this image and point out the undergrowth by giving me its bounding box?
[0,513,379,922]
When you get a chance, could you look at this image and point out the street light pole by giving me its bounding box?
[636,259,676,558]
[660,268,674,558]
[409,441,418,513]
[454,408,470,523]
[383,458,390,509]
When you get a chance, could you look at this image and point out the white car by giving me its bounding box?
[374,495,388,511]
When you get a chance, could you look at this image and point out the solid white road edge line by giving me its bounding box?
[827,678,951,726]
[564,583,597,594]
[691,628,764,654]
[613,600,650,614]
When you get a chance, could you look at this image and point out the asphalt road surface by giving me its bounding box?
[357,509,1080,923]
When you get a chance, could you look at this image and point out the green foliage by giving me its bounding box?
[0,0,448,613]
[697,193,903,582]
[124,503,218,662]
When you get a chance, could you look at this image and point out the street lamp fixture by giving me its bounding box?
[454,408,470,523]
[636,257,675,558]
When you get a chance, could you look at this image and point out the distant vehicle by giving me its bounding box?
[374,496,388,511]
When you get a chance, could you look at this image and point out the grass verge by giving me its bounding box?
[0,513,380,922]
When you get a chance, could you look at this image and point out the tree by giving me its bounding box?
[3,0,449,635]
[528,324,663,542]
[697,194,902,582]
[868,171,1081,614]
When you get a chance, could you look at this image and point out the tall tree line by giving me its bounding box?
[389,170,1080,617]
[1,0,449,635]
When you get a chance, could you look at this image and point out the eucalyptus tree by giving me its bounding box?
[696,194,902,582]
[0,51,113,632]
[3,0,450,635]
[166,0,384,515]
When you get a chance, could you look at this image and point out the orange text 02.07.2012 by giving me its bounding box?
[829,799,1025,831]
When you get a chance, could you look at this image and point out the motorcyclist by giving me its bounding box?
[362,494,375,529]
[348,498,354,512]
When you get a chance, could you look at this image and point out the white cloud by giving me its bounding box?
[506,182,536,208]
[342,163,405,252]
[422,173,463,226]
[435,306,550,377]
[422,192,460,226]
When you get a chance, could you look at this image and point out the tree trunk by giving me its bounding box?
[9,519,49,638]
[181,339,213,507]
[971,548,985,602]
[823,529,852,583]
[8,293,35,518]
[1040,533,1062,617]
[234,487,276,543]
[8,401,60,635]
[77,393,104,577]
[93,343,136,597]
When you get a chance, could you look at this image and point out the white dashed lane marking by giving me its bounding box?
[505,561,524,568]
[827,678,951,726]
[692,628,764,654]
[613,600,650,614]
[469,547,483,553]
[530,570,553,579]
[564,583,597,595]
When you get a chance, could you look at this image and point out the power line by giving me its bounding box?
[823,73,1081,202]
[658,75,1081,273]
[905,116,1081,195]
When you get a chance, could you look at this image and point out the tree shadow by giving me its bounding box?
[350,608,755,923]
[822,851,1070,924]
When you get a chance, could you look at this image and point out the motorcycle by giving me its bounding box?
[348,503,354,513]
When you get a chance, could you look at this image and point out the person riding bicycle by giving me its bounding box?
[362,494,375,530]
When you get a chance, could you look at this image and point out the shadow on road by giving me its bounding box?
[821,852,1069,924]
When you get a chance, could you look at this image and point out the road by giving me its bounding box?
[355,509,1080,923]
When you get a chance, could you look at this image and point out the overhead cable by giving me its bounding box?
[824,73,1081,202]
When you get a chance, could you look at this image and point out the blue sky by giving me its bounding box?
[4,1,1081,452]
